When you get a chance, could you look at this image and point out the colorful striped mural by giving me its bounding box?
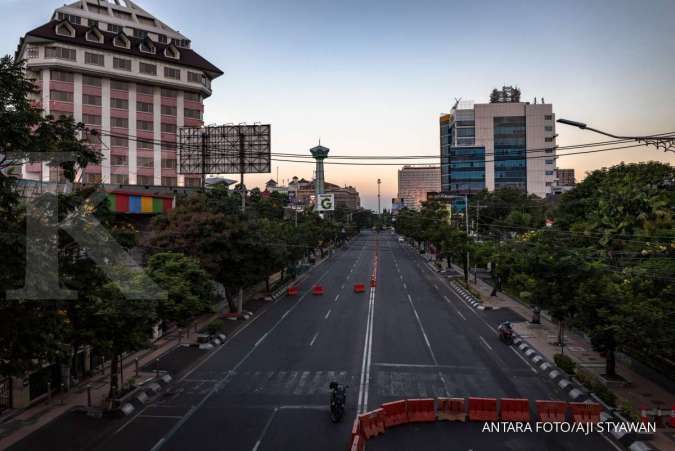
[107,191,174,214]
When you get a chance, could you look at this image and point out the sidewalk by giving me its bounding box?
[464,273,675,450]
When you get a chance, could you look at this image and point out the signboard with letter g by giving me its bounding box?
[316,194,335,211]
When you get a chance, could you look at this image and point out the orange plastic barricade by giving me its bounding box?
[358,409,386,439]
[381,400,408,427]
[570,402,602,424]
[350,435,364,451]
[287,286,299,296]
[406,398,436,423]
[670,406,675,428]
[354,283,366,293]
[370,276,377,288]
[351,418,364,443]
[312,285,325,296]
[437,398,466,422]
[500,398,530,422]
[468,397,498,421]
[536,400,568,422]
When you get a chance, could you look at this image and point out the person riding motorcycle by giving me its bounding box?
[498,321,514,344]
[329,381,348,423]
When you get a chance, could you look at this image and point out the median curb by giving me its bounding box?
[118,374,173,417]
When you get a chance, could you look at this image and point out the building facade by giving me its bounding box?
[16,0,223,187]
[556,168,576,186]
[269,177,361,210]
[397,165,441,210]
[440,99,557,198]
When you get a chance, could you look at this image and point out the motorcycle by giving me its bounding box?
[329,381,348,423]
[498,322,514,345]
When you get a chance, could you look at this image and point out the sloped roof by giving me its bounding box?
[22,20,223,77]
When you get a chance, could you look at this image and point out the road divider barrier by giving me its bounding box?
[536,400,568,422]
[353,283,366,293]
[670,406,675,428]
[437,397,466,422]
[468,397,498,421]
[370,275,377,288]
[349,435,364,451]
[287,286,299,296]
[500,398,530,422]
[407,398,436,423]
[358,409,386,439]
[311,284,325,296]
[570,402,602,423]
[381,400,408,427]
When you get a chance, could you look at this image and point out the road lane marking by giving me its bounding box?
[334,294,340,302]
[251,407,278,451]
[456,310,466,321]
[255,332,269,347]
[403,282,407,289]
[324,309,331,319]
[510,347,538,374]
[309,332,319,346]
[407,293,438,365]
[479,335,493,351]
[358,279,376,414]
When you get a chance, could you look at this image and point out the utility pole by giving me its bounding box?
[239,127,246,213]
[465,194,470,284]
[377,178,381,216]
[201,131,207,190]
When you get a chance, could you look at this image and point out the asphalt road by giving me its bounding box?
[89,231,619,451]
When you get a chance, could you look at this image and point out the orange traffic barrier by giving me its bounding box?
[351,418,364,444]
[358,409,386,439]
[468,397,498,421]
[287,286,299,296]
[354,283,366,293]
[350,435,364,451]
[500,398,530,422]
[370,276,377,288]
[569,402,602,424]
[670,406,675,428]
[406,398,436,423]
[437,398,466,422]
[536,400,568,422]
[312,284,325,296]
[381,400,408,427]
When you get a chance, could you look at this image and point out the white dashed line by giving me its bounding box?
[324,309,331,319]
[456,310,466,321]
[479,335,493,351]
[309,332,319,346]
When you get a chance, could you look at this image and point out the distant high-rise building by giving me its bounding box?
[440,94,557,198]
[397,165,441,210]
[556,168,576,186]
[16,0,223,187]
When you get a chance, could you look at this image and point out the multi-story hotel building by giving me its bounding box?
[397,165,441,210]
[15,0,223,187]
[440,94,557,198]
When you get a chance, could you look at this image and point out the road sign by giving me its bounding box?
[315,194,335,211]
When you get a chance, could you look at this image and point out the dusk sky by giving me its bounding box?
[3,0,674,210]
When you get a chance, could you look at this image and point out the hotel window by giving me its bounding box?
[160,88,178,98]
[164,67,181,80]
[545,171,555,176]
[545,137,555,142]
[111,98,128,110]
[137,120,154,131]
[55,22,75,37]
[56,12,82,25]
[133,28,148,39]
[137,84,154,95]
[164,46,180,59]
[137,156,154,168]
[111,154,128,166]
[113,35,130,49]
[544,126,554,132]
[137,175,154,185]
[111,136,128,147]
[544,115,553,120]
[45,46,76,61]
[136,101,154,113]
[161,158,177,169]
[82,94,102,106]
[111,174,129,184]
[85,29,103,44]
[184,177,201,187]
[187,71,202,84]
[82,75,102,87]
[184,108,202,120]
[157,34,168,44]
[545,148,555,153]
[108,23,122,34]
[50,70,74,82]
[139,62,157,76]
[161,105,177,116]
[111,80,128,91]
[137,139,153,149]
[113,9,133,20]
[161,176,177,186]
[111,117,128,129]
[26,47,39,59]
[82,114,101,125]
[184,91,201,102]
[50,90,73,102]
[139,41,155,54]
[113,57,132,71]
[545,159,555,165]
[161,123,177,134]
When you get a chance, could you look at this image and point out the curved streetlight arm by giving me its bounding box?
[557,118,674,152]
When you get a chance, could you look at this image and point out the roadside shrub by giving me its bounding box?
[554,353,576,375]
[618,400,640,422]
[206,319,224,336]
[576,368,617,407]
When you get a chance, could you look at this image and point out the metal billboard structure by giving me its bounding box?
[178,124,271,177]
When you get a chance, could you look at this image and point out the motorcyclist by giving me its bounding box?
[498,321,514,344]
[329,381,348,423]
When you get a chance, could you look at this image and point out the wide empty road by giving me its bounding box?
[97,231,618,451]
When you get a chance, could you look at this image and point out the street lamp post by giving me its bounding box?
[557,118,675,153]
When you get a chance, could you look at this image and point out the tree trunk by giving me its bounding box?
[558,321,565,349]
[224,287,238,313]
[109,353,118,399]
[266,276,270,293]
[605,346,616,377]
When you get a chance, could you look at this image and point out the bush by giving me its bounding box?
[554,353,576,374]
[206,319,224,336]
[576,368,617,407]
[618,400,640,422]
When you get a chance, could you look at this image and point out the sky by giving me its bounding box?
[2,0,674,210]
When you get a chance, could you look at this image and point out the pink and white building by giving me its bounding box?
[15,0,222,187]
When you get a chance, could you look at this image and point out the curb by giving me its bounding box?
[449,281,488,310]
[511,335,659,451]
[119,374,173,417]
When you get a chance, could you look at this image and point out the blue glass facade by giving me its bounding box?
[440,116,452,192]
[494,116,527,190]
[447,146,486,194]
